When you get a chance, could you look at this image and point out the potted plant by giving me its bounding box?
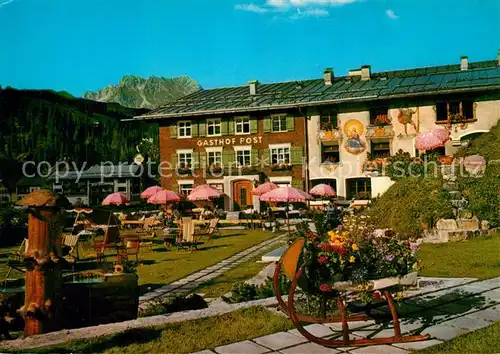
[177,164,192,175]
[271,162,293,171]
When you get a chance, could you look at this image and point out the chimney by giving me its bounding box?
[249,80,259,95]
[361,65,371,81]
[460,56,469,71]
[323,68,334,86]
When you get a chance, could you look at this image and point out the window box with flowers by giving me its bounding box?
[271,162,293,171]
[177,166,193,175]
[206,164,223,174]
[272,218,427,347]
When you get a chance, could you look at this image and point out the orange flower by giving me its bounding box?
[352,243,359,251]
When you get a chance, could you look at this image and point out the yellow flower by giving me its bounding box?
[349,256,356,263]
[352,243,359,251]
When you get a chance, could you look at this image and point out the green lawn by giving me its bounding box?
[135,230,277,294]
[416,321,500,354]
[418,232,500,279]
[0,230,278,295]
[194,246,282,298]
[28,307,293,354]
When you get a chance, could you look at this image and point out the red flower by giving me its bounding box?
[317,255,329,265]
[306,232,317,239]
[319,284,331,292]
[333,245,348,255]
[371,291,382,300]
[319,243,333,252]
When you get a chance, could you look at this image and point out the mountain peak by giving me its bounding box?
[84,75,201,109]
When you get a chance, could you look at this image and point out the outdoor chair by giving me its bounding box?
[176,217,197,252]
[195,218,221,242]
[62,233,84,262]
[117,239,141,263]
[139,232,156,253]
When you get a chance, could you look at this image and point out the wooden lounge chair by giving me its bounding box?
[176,217,197,252]
[117,240,141,263]
[196,218,221,242]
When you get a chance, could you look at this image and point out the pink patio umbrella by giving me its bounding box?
[141,186,164,199]
[147,190,180,204]
[187,185,223,201]
[252,182,278,196]
[310,184,337,197]
[102,192,130,206]
[415,128,450,151]
[260,186,312,233]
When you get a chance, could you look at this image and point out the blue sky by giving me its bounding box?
[0,0,499,97]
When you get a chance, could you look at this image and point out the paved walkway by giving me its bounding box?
[193,277,500,354]
[139,235,286,311]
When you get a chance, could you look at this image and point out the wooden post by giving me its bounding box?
[17,190,70,336]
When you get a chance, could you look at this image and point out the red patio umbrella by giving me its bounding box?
[141,186,164,199]
[310,184,337,197]
[102,192,130,206]
[415,128,450,151]
[252,182,278,196]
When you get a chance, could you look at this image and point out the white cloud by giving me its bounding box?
[0,0,16,7]
[235,3,269,13]
[290,7,329,19]
[289,0,356,6]
[267,0,288,7]
[385,9,399,20]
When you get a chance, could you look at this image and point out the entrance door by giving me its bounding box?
[233,180,253,210]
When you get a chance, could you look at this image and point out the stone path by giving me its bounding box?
[193,277,500,354]
[139,235,286,312]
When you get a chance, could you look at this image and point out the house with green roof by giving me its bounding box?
[134,50,500,204]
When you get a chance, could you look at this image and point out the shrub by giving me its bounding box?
[366,177,453,238]
[458,164,500,227]
[139,294,208,317]
[455,121,500,161]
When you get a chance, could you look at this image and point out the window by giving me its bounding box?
[321,143,340,163]
[207,118,221,136]
[207,151,222,166]
[178,121,192,138]
[346,178,372,200]
[319,108,338,130]
[235,117,250,134]
[369,107,390,125]
[271,147,290,164]
[436,101,474,122]
[236,149,252,167]
[371,141,391,159]
[178,152,192,168]
[272,115,287,132]
[179,184,193,196]
[209,184,224,193]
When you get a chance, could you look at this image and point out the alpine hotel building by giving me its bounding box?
[135,50,500,211]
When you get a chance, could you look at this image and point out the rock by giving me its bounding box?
[457,219,479,231]
[436,219,458,231]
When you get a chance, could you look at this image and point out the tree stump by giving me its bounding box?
[17,190,70,336]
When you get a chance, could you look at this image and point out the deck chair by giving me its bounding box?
[93,226,121,263]
[4,238,28,284]
[176,217,197,252]
[196,218,221,242]
[139,231,156,253]
[62,234,83,262]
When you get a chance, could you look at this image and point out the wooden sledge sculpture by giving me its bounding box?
[273,238,430,347]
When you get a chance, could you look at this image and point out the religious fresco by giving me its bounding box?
[343,119,366,155]
[395,107,419,136]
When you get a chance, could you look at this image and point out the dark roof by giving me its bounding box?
[135,59,500,120]
[49,164,141,180]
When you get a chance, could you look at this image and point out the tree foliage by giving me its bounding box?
[0,88,158,188]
